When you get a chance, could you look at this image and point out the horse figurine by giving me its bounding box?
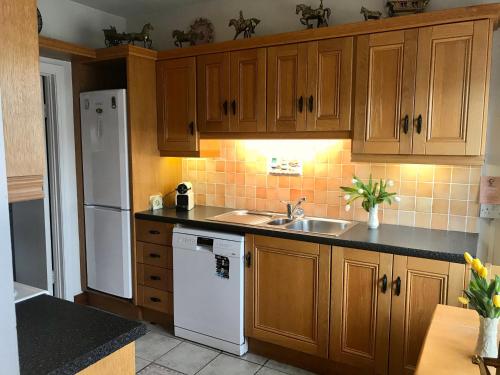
[360,6,383,20]
[172,29,202,48]
[229,11,260,39]
[296,0,331,29]
[103,23,154,49]
[126,23,154,48]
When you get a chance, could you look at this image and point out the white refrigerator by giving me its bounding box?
[80,89,132,299]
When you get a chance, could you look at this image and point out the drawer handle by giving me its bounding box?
[403,115,409,134]
[381,274,388,293]
[395,276,402,296]
[231,100,236,115]
[149,230,161,235]
[223,100,228,115]
[150,275,161,281]
[308,95,314,113]
[149,253,161,258]
[298,96,304,113]
[150,297,161,303]
[415,114,423,134]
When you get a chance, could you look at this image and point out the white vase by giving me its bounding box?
[475,316,499,358]
[368,204,379,229]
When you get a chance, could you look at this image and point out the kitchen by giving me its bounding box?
[2,0,500,374]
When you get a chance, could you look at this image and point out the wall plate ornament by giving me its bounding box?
[149,194,163,210]
[268,157,303,176]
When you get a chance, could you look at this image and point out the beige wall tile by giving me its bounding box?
[432,199,449,214]
[433,183,450,199]
[431,214,448,230]
[400,181,417,196]
[416,183,433,198]
[449,215,466,232]
[416,165,434,183]
[401,165,418,181]
[415,212,432,229]
[449,200,467,216]
[434,167,452,183]
[398,196,416,211]
[399,211,415,227]
[416,197,432,213]
[450,184,469,200]
[452,167,470,184]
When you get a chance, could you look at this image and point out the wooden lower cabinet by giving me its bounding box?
[330,247,393,375]
[388,256,465,375]
[245,235,331,358]
[330,247,465,375]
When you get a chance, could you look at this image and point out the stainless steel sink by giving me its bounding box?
[207,209,357,237]
[284,218,356,236]
[266,218,294,226]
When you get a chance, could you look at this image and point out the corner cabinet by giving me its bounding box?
[156,58,198,156]
[353,20,492,159]
[245,235,331,357]
[331,247,465,375]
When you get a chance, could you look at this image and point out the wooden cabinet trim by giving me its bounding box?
[157,5,500,60]
[7,175,44,203]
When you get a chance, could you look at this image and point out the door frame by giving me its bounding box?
[39,57,81,301]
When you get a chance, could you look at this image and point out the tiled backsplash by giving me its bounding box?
[182,140,481,233]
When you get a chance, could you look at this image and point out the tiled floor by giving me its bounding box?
[136,322,317,375]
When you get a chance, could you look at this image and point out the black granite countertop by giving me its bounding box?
[16,295,146,375]
[135,205,478,263]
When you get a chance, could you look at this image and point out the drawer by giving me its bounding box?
[136,242,172,269]
[136,220,173,245]
[138,264,173,292]
[137,285,173,314]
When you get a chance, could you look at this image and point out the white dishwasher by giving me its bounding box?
[172,225,248,355]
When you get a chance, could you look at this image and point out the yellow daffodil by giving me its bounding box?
[479,266,488,279]
[458,296,469,305]
[464,252,474,265]
[494,295,500,308]
[472,258,483,273]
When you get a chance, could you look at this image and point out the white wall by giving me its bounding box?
[38,0,127,48]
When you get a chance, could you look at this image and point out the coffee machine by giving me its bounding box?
[175,182,194,211]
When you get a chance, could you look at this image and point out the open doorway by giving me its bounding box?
[10,58,81,301]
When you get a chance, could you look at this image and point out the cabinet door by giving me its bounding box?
[307,37,353,132]
[353,30,417,155]
[197,53,230,132]
[245,235,331,357]
[156,58,197,155]
[229,49,267,132]
[413,21,490,156]
[389,256,465,375]
[267,44,308,132]
[331,247,393,375]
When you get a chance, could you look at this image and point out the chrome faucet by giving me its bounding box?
[282,197,307,220]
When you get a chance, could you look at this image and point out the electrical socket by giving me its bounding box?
[479,204,500,219]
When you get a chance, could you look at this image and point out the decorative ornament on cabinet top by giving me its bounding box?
[229,11,260,39]
[173,18,215,48]
[296,0,331,29]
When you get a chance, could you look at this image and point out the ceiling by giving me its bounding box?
[71,0,204,18]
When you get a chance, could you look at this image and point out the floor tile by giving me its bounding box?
[137,363,184,375]
[136,356,151,373]
[265,360,317,375]
[144,321,177,338]
[155,341,219,375]
[197,354,261,375]
[136,332,182,361]
[257,367,287,375]
[228,351,268,365]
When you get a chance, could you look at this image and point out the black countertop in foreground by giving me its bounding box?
[16,295,146,375]
[136,205,478,263]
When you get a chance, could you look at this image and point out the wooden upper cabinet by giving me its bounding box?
[307,37,353,132]
[197,52,230,132]
[229,49,267,132]
[353,30,417,155]
[331,247,393,375]
[267,44,308,132]
[245,235,331,358]
[157,58,198,156]
[389,256,465,375]
[413,20,490,156]
[1,0,45,202]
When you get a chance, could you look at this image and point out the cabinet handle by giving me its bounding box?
[308,95,314,113]
[416,114,422,134]
[149,253,161,258]
[150,275,161,281]
[149,230,160,235]
[298,96,304,113]
[223,100,228,115]
[188,121,195,135]
[150,297,161,303]
[245,252,251,268]
[231,100,236,115]
[395,276,402,296]
[381,274,388,293]
[403,115,409,134]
